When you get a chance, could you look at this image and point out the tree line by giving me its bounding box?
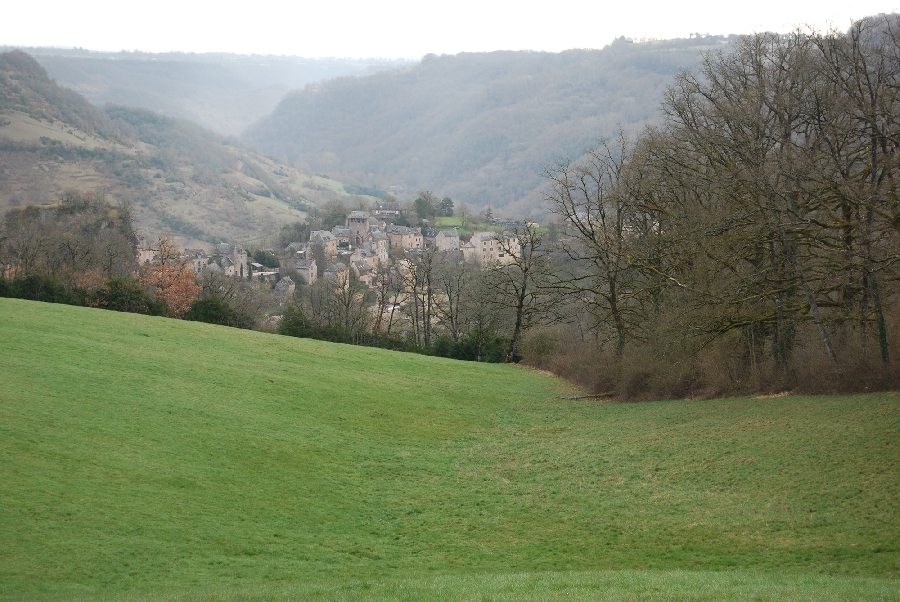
[525,17,900,396]
[278,247,518,363]
[0,191,263,328]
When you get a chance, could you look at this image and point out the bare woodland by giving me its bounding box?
[532,18,900,396]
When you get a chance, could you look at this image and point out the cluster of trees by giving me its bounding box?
[0,190,138,284]
[0,191,265,328]
[413,191,454,220]
[281,17,896,394]
[525,18,900,396]
[278,248,520,363]
[0,192,170,314]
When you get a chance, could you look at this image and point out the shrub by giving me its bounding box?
[183,297,247,328]
[278,305,315,338]
[91,278,165,315]
[431,332,508,363]
[2,274,83,305]
[252,250,280,268]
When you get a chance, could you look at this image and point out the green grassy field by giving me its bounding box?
[1,298,898,600]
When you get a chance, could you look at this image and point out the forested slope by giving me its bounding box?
[243,37,733,216]
[0,50,118,140]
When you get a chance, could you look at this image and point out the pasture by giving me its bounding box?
[1,298,897,600]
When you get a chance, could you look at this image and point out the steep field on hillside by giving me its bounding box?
[0,51,370,245]
[243,37,734,216]
[1,298,898,600]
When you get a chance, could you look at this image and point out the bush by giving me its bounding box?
[431,332,508,363]
[183,297,249,328]
[2,274,83,305]
[0,275,168,316]
[278,305,315,338]
[252,250,280,268]
[432,334,455,358]
[92,278,165,315]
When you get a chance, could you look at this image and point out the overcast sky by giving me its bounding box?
[4,0,896,58]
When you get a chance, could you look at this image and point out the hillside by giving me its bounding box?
[243,37,735,216]
[0,50,119,140]
[1,298,898,600]
[22,49,412,137]
[0,51,374,245]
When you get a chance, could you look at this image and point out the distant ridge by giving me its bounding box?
[15,48,413,136]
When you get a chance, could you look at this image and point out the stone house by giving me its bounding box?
[274,276,295,305]
[294,259,317,285]
[424,228,460,252]
[135,235,157,265]
[221,256,239,277]
[385,225,423,251]
[346,211,371,244]
[350,246,380,270]
[214,243,249,278]
[367,231,389,262]
[331,227,352,246]
[324,262,350,289]
[461,240,477,263]
[465,232,518,266]
[373,200,401,220]
[351,260,374,287]
[183,249,210,274]
[310,231,338,258]
[288,241,311,259]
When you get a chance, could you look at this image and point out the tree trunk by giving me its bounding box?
[776,223,839,368]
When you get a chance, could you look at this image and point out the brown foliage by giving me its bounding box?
[139,239,201,317]
[140,262,201,318]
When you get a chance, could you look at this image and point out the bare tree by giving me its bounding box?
[400,248,438,348]
[545,135,642,358]
[490,222,555,362]
[434,254,471,342]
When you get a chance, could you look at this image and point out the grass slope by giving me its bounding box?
[1,298,898,600]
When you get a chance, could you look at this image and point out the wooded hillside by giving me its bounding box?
[243,37,734,216]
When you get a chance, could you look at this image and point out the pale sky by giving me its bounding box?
[5,0,896,58]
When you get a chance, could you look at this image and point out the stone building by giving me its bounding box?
[385,225,423,251]
[465,232,518,266]
[294,259,317,285]
[310,231,338,258]
[274,276,295,305]
[346,211,371,245]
